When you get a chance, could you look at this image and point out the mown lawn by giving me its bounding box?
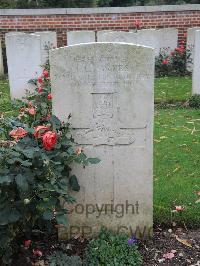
[0,76,199,228]
[155,76,192,103]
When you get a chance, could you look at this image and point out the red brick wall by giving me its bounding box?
[0,6,200,47]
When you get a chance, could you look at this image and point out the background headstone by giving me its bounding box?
[0,38,4,76]
[137,29,160,56]
[67,31,95,45]
[187,27,200,71]
[35,31,57,64]
[158,28,178,54]
[192,30,200,95]
[6,31,57,99]
[97,31,138,44]
[50,43,154,239]
[97,30,117,42]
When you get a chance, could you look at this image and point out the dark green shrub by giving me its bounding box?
[188,94,200,109]
[84,228,143,266]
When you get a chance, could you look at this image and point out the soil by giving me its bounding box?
[3,227,200,266]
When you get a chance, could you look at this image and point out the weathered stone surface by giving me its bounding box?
[187,27,200,71]
[158,28,178,54]
[0,38,4,76]
[50,43,154,239]
[6,31,57,99]
[137,29,160,56]
[67,31,95,45]
[97,30,115,42]
[97,31,138,44]
[35,31,57,64]
[6,33,41,99]
[98,29,161,56]
[192,30,200,94]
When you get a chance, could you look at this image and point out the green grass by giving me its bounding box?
[0,77,200,228]
[155,76,192,103]
[154,108,200,227]
[0,78,12,114]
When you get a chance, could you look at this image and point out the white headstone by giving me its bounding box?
[0,38,4,76]
[50,43,154,239]
[97,30,116,42]
[187,27,200,71]
[6,33,41,99]
[97,31,138,44]
[6,31,57,99]
[35,31,57,64]
[67,31,95,45]
[158,28,178,54]
[137,29,160,56]
[98,30,159,55]
[192,30,200,94]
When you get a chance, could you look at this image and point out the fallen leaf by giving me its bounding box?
[195,198,200,204]
[176,236,192,248]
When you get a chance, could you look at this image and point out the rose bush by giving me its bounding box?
[155,40,192,77]
[0,64,100,264]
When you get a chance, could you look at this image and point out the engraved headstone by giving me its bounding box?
[67,31,95,45]
[187,27,200,71]
[6,31,57,99]
[192,30,200,94]
[0,38,4,76]
[50,43,154,238]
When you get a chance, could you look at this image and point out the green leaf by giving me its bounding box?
[15,174,29,191]
[56,214,68,226]
[69,175,80,192]
[43,210,54,220]
[87,157,101,164]
[0,175,13,184]
[0,209,21,225]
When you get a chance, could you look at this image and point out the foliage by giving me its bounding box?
[84,228,143,266]
[0,64,100,263]
[0,0,199,8]
[47,251,82,266]
[188,94,200,109]
[155,41,192,77]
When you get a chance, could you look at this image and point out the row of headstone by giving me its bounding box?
[50,42,154,238]
[67,28,178,56]
[5,31,57,99]
[0,39,4,76]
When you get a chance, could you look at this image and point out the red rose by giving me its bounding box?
[43,69,49,78]
[38,87,43,93]
[9,127,28,140]
[34,125,50,138]
[28,107,36,115]
[24,240,31,249]
[134,20,141,29]
[162,59,169,65]
[47,93,52,100]
[38,76,43,84]
[42,131,57,151]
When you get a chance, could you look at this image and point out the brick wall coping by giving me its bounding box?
[0,4,200,16]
